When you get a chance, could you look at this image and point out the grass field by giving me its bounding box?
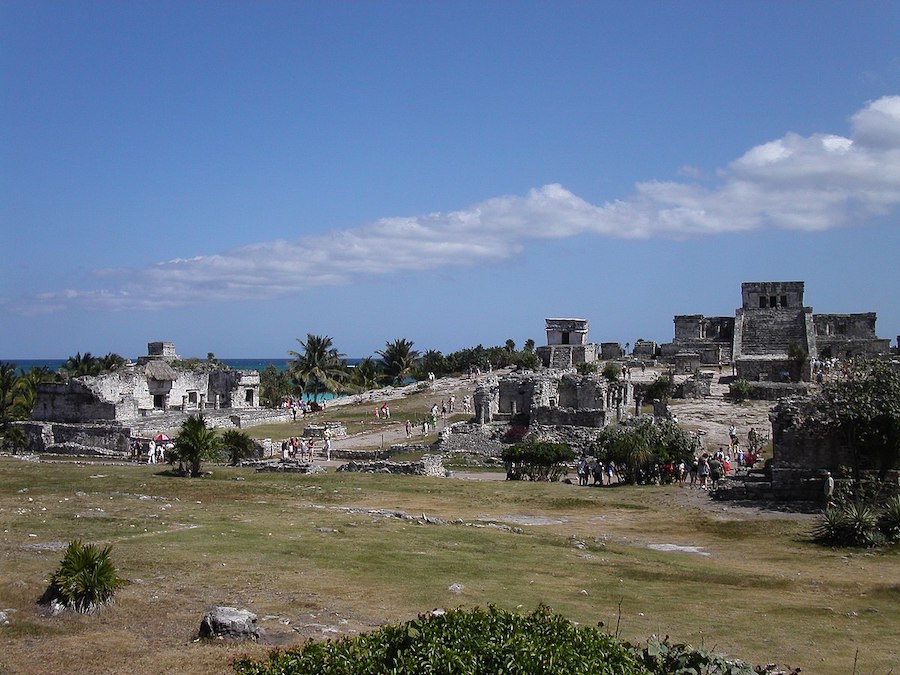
[1,457,898,674]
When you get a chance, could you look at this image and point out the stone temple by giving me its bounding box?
[19,342,291,456]
[661,281,890,381]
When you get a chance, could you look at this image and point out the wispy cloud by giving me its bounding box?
[14,96,900,314]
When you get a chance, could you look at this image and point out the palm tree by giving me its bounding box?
[505,339,516,353]
[173,415,221,477]
[288,334,348,403]
[9,367,55,420]
[0,362,18,425]
[377,339,420,384]
[349,357,384,392]
[61,352,103,377]
[524,339,536,353]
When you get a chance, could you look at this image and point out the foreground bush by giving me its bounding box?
[501,441,575,481]
[234,605,646,675]
[233,605,785,675]
[41,540,125,613]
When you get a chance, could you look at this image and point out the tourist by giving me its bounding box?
[325,435,333,461]
[697,455,710,489]
[592,459,603,485]
[577,457,588,486]
[823,471,835,508]
[449,394,456,412]
[606,462,615,485]
[405,420,412,438]
[708,456,722,489]
[148,439,156,464]
[728,425,737,449]
[299,437,309,461]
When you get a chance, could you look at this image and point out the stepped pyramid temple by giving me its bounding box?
[661,281,890,381]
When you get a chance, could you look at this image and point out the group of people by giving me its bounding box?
[280,434,332,462]
[131,438,171,464]
[575,457,617,486]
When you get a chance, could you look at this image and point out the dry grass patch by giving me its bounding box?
[1,459,898,674]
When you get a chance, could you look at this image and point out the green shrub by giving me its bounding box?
[233,605,648,675]
[601,363,621,383]
[233,606,789,675]
[730,379,752,401]
[501,441,575,481]
[43,540,126,613]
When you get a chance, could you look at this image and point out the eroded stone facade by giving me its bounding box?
[661,281,890,381]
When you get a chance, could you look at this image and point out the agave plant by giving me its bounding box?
[45,540,125,613]
[878,495,900,543]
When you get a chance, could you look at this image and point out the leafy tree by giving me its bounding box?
[815,359,900,481]
[377,338,420,384]
[42,540,125,614]
[220,429,259,465]
[259,365,292,408]
[172,415,221,477]
[418,350,446,379]
[504,339,516,353]
[501,441,575,481]
[288,334,348,402]
[644,373,674,401]
[601,363,621,383]
[511,350,540,371]
[593,419,697,484]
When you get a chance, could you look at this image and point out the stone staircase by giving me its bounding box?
[737,309,809,355]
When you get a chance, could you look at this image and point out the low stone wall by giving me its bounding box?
[336,454,448,477]
[731,382,809,401]
[14,421,131,457]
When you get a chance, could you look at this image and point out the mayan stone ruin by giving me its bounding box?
[661,281,890,381]
[16,342,291,456]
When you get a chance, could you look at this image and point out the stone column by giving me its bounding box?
[199,393,206,410]
[181,395,187,412]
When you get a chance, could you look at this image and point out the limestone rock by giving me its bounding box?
[199,606,260,641]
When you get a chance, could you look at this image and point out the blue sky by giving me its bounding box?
[2,2,899,359]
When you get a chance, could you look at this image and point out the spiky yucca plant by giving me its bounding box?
[879,495,900,543]
[46,540,125,613]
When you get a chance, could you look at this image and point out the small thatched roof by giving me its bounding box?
[144,359,179,381]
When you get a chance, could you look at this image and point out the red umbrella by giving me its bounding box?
[154,433,173,442]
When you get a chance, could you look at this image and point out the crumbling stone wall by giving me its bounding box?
[14,420,131,456]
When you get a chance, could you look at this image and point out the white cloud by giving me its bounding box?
[12,96,900,313]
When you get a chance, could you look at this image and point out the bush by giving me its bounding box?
[233,605,789,675]
[730,379,752,401]
[233,605,647,675]
[601,363,621,383]
[42,540,126,613]
[501,441,575,481]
